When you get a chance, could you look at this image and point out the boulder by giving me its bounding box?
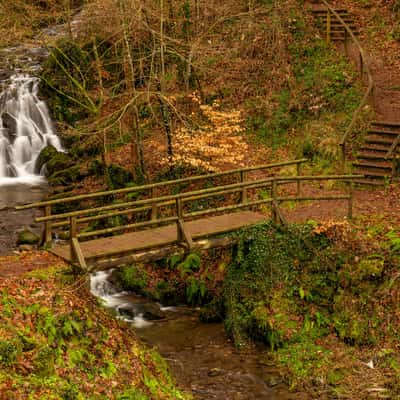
[35,145,73,176]
[17,229,40,245]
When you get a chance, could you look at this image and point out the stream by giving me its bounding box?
[0,27,65,252]
[91,270,308,400]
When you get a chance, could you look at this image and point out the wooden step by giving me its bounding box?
[365,136,396,145]
[357,151,388,160]
[353,160,392,170]
[367,129,400,137]
[353,168,391,178]
[312,9,349,14]
[360,144,392,152]
[353,178,386,186]
[314,18,355,24]
[371,121,400,128]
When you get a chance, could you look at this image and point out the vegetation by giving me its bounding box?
[0,253,190,400]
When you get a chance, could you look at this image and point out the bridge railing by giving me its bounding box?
[33,174,361,267]
[320,0,374,169]
[16,159,307,246]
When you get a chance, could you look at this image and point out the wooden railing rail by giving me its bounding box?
[16,159,307,209]
[18,159,307,246]
[66,174,361,244]
[320,0,374,169]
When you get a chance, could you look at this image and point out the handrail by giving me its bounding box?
[320,0,374,168]
[15,159,307,210]
[63,173,361,239]
[49,173,362,269]
[65,173,361,262]
[386,133,400,159]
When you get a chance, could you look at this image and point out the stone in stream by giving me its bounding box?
[118,303,166,321]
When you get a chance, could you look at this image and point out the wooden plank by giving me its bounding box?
[50,211,267,264]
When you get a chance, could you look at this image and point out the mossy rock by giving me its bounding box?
[48,165,83,186]
[35,145,75,177]
[118,265,148,295]
[200,298,225,323]
[17,229,40,245]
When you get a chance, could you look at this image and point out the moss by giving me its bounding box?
[118,265,149,295]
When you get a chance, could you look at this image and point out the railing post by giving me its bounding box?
[44,205,52,248]
[344,29,348,56]
[296,163,301,197]
[326,10,331,44]
[240,170,247,204]
[176,197,183,219]
[347,181,354,220]
[70,216,77,261]
[340,143,346,172]
[271,179,278,224]
[151,187,158,220]
[359,51,363,79]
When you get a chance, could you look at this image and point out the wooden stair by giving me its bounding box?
[311,8,359,42]
[353,121,400,186]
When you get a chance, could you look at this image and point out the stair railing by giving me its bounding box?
[320,0,374,170]
[386,133,400,176]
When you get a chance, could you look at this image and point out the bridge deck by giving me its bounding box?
[51,211,267,263]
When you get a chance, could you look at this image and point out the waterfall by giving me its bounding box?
[0,74,63,185]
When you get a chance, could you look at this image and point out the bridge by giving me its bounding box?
[17,159,361,272]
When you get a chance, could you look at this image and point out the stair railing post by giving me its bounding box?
[326,10,331,44]
[344,29,349,56]
[240,170,247,204]
[44,205,52,248]
[359,51,364,79]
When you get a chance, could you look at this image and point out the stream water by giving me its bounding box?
[0,33,64,252]
[90,271,308,400]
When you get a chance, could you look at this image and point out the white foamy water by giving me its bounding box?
[90,270,154,328]
[0,74,63,185]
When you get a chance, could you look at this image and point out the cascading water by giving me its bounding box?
[0,74,63,185]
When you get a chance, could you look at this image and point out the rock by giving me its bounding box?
[138,303,166,320]
[57,231,70,241]
[117,306,136,320]
[264,375,283,387]
[19,244,36,252]
[1,113,16,138]
[207,368,222,377]
[34,145,58,174]
[48,165,83,185]
[17,229,40,245]
[35,145,74,176]
[117,303,166,321]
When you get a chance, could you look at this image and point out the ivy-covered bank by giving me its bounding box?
[118,221,400,398]
[0,254,190,400]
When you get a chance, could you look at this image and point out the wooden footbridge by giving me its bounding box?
[17,159,362,272]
